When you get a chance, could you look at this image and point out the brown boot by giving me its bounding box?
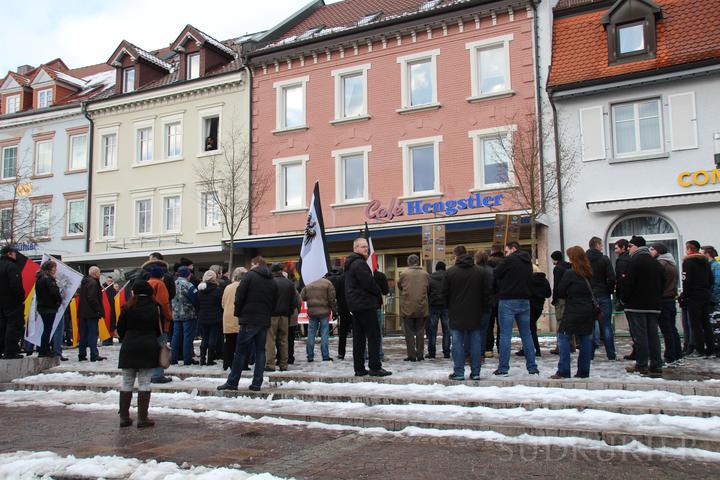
[119,391,133,427]
[136,391,155,428]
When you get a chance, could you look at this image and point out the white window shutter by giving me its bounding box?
[668,92,698,151]
[579,106,605,161]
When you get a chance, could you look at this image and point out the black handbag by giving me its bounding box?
[583,278,603,321]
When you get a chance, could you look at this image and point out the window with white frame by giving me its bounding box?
[123,68,135,93]
[0,207,12,239]
[397,50,439,109]
[273,155,308,210]
[69,134,87,170]
[5,95,20,114]
[469,126,515,189]
[274,76,309,130]
[200,192,220,229]
[99,203,115,239]
[332,146,370,204]
[331,64,370,121]
[197,105,221,153]
[163,195,181,233]
[101,132,117,169]
[399,136,442,196]
[66,198,85,236]
[187,53,200,80]
[612,99,663,157]
[2,146,17,180]
[466,34,513,99]
[38,89,53,108]
[136,126,153,162]
[618,22,646,55]
[32,202,51,238]
[35,140,53,175]
[135,198,152,235]
[164,121,182,158]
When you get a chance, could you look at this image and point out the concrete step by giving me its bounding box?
[0,356,58,382]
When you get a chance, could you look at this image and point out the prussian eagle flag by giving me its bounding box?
[363,222,378,272]
[300,181,330,286]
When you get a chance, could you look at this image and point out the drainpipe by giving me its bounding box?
[532,0,546,204]
[549,95,565,253]
[244,63,254,265]
[81,102,94,256]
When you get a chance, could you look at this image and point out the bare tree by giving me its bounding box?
[195,122,271,272]
[491,108,579,261]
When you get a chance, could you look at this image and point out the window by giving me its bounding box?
[163,195,181,233]
[101,133,117,169]
[331,64,370,121]
[273,155,308,211]
[469,126,515,189]
[66,199,85,236]
[100,204,115,239]
[466,34,513,99]
[399,136,442,196]
[38,89,53,108]
[602,0,661,64]
[68,134,87,171]
[137,127,153,162]
[608,214,678,264]
[618,22,645,55]
[274,76,309,131]
[5,95,20,114]
[612,99,663,158]
[35,140,53,175]
[165,122,182,158]
[32,203,51,238]
[187,53,200,80]
[397,50,439,110]
[201,192,220,229]
[2,146,17,180]
[135,198,152,235]
[0,207,12,239]
[202,116,219,152]
[332,146,370,204]
[123,68,135,93]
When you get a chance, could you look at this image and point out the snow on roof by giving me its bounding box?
[52,69,87,88]
[130,43,173,71]
[194,27,237,57]
[81,70,116,92]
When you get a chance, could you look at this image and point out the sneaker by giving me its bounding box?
[470,374,481,381]
[369,368,392,377]
[217,383,238,391]
[355,370,369,377]
[448,373,465,381]
[151,376,172,384]
[492,370,509,377]
[248,385,261,392]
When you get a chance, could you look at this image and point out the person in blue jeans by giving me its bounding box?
[427,261,450,358]
[301,276,337,362]
[171,267,199,365]
[551,246,596,379]
[493,241,538,376]
[77,267,106,362]
[586,237,617,360]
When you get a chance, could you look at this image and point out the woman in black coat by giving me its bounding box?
[35,260,62,357]
[117,280,162,428]
[551,246,596,379]
[197,270,223,366]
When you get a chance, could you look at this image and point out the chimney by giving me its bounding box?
[17,65,34,75]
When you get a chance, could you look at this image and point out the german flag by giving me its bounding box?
[113,281,132,320]
[69,296,79,347]
[18,252,40,325]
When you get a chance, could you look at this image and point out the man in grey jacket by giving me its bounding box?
[398,254,430,362]
[650,243,682,365]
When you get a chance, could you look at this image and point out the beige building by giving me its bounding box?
[66,26,253,271]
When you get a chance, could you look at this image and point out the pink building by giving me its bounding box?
[242,0,542,329]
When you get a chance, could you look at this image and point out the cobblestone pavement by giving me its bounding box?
[2,405,720,479]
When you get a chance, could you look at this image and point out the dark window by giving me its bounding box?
[203,116,219,151]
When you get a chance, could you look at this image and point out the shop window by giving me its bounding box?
[607,213,678,263]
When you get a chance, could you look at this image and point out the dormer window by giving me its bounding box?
[603,0,662,65]
[5,95,20,114]
[187,53,200,80]
[38,89,52,108]
[617,22,645,54]
[123,68,135,93]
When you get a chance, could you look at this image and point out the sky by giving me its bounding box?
[0,0,342,75]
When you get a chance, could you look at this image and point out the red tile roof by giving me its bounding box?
[548,0,720,90]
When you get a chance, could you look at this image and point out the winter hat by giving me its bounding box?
[149,266,164,279]
[650,243,668,255]
[435,261,446,271]
[202,270,217,283]
[132,280,153,297]
[629,235,646,248]
[180,257,193,267]
[177,266,191,278]
[271,263,284,273]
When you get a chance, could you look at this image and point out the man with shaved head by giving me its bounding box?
[77,266,106,362]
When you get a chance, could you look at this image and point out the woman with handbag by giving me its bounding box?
[117,280,163,428]
[551,246,596,379]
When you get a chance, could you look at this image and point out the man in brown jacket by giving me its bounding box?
[301,276,337,362]
[399,254,430,361]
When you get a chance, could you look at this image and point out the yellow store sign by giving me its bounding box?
[677,169,720,187]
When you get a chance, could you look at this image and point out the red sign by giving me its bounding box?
[365,197,404,222]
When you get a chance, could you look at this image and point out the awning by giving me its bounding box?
[63,243,223,264]
[586,190,720,213]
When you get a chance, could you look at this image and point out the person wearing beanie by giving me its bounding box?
[681,240,714,357]
[141,253,175,302]
[117,279,163,428]
[649,243,682,364]
[171,267,199,366]
[427,260,451,359]
[622,235,665,376]
[197,270,223,366]
[147,267,173,384]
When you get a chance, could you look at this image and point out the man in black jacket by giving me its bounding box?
[219,256,278,391]
[327,268,352,359]
[614,239,636,360]
[549,250,572,356]
[345,238,391,377]
[622,236,665,376]
[78,266,106,362]
[427,261,450,359]
[266,264,297,371]
[494,241,538,376]
[682,240,715,357]
[485,248,504,356]
[586,237,616,360]
[0,245,26,359]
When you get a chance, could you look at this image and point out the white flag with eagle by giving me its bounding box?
[300,181,330,286]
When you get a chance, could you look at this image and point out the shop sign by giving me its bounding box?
[15,242,37,252]
[677,169,720,187]
[365,193,504,222]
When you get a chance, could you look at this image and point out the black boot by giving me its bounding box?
[200,348,207,366]
[119,391,133,427]
[206,348,217,366]
[136,391,155,428]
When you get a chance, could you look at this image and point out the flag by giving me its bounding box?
[300,181,330,286]
[25,254,83,347]
[17,252,41,325]
[114,281,131,320]
[363,222,378,272]
[69,296,79,347]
